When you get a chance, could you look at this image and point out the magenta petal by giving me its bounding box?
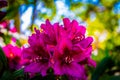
[40,19,57,45]
[79,37,93,48]
[58,38,72,54]
[69,20,78,37]
[22,47,36,59]
[64,62,85,78]
[55,62,86,78]
[78,25,86,35]
[24,62,49,76]
[73,43,85,52]
[70,20,86,35]
[28,30,44,47]
[73,46,92,62]
[34,28,40,34]
[46,19,52,26]
[63,18,70,30]
[53,60,63,75]
[40,24,46,30]
[71,20,78,28]
[53,61,86,78]
[87,58,96,67]
[53,23,61,42]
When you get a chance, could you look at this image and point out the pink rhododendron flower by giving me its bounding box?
[0,20,9,28]
[63,18,96,67]
[10,27,17,33]
[53,37,87,80]
[63,18,86,44]
[11,37,17,43]
[40,19,57,45]
[2,44,23,70]
[22,29,51,76]
[72,37,96,67]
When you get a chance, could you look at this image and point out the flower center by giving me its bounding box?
[30,56,49,63]
[30,56,42,63]
[10,53,14,58]
[74,35,84,42]
[64,56,74,64]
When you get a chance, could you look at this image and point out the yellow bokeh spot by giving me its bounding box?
[19,39,28,45]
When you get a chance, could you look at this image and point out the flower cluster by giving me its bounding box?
[22,18,96,80]
[2,44,23,70]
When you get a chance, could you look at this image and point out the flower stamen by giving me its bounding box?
[74,35,84,42]
[64,56,74,64]
[30,56,43,63]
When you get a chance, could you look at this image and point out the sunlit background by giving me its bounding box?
[0,0,120,80]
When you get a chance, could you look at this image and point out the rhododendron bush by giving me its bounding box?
[0,18,96,80]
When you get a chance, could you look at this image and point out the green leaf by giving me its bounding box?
[59,75,69,80]
[0,60,3,77]
[0,47,8,69]
[0,69,24,80]
[99,74,110,80]
[13,69,24,78]
[110,76,120,80]
[0,71,13,80]
[92,57,114,80]
[30,74,43,80]
[3,35,11,45]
